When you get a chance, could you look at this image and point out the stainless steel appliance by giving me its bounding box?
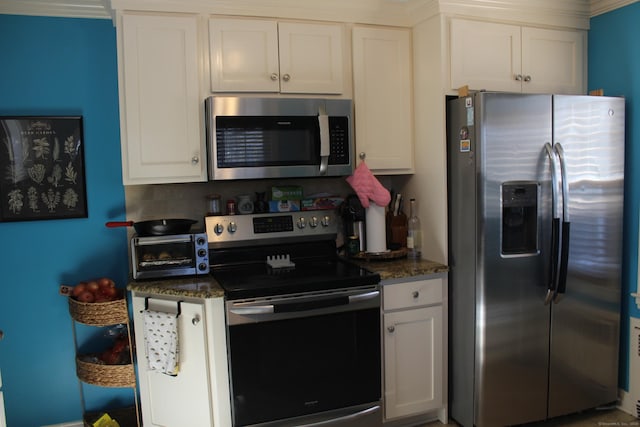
[206,210,382,427]
[131,232,209,280]
[447,92,625,427]
[205,96,354,180]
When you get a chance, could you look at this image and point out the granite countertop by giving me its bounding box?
[351,257,449,282]
[127,276,225,299]
[127,258,449,298]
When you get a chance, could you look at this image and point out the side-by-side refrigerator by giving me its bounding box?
[447,92,625,427]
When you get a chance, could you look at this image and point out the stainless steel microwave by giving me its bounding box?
[205,96,354,180]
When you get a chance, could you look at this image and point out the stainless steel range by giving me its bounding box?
[205,210,382,427]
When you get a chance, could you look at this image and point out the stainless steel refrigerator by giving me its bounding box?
[447,92,625,427]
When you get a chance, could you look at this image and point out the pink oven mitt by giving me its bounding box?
[345,161,391,208]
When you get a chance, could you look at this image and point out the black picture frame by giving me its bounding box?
[0,116,87,222]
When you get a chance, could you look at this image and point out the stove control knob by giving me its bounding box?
[321,215,331,227]
[309,216,319,228]
[228,222,237,233]
[297,217,306,229]
[214,223,224,235]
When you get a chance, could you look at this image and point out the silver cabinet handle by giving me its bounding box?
[191,155,199,165]
[524,75,532,82]
[270,73,278,81]
[515,74,523,81]
[387,325,395,333]
[359,152,366,160]
[192,315,200,326]
[412,291,420,298]
[282,73,291,82]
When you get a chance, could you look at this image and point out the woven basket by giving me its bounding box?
[68,296,128,326]
[76,356,136,388]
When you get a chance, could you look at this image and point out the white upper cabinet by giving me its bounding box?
[118,13,206,184]
[209,18,344,94]
[352,26,414,174]
[450,18,585,94]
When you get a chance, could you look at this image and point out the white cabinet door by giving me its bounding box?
[132,299,213,427]
[209,18,280,92]
[521,27,585,94]
[352,26,414,174]
[119,13,205,184]
[450,19,522,92]
[209,18,344,94]
[278,22,344,94]
[450,18,585,94]
[0,367,6,427]
[384,305,443,420]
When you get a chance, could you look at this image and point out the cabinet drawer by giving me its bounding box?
[383,278,443,311]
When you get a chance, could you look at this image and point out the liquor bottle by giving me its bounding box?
[407,198,422,259]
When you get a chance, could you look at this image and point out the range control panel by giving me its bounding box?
[205,210,338,247]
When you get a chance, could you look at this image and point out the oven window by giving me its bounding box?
[216,116,319,167]
[227,307,381,426]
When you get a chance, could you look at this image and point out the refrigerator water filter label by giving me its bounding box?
[460,139,471,152]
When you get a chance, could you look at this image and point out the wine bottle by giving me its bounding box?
[407,198,422,259]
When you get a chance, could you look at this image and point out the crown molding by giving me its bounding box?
[0,0,635,25]
[590,0,638,16]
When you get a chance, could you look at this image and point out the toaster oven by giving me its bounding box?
[131,233,209,280]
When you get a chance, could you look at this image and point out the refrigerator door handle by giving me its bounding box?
[553,143,571,303]
[544,143,561,305]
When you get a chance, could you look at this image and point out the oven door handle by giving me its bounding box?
[229,290,380,316]
[298,404,380,427]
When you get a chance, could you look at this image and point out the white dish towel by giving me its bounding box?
[143,309,180,375]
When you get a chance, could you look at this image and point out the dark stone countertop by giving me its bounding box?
[351,257,449,282]
[127,276,225,299]
[127,258,449,298]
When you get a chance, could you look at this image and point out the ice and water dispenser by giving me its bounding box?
[501,182,538,255]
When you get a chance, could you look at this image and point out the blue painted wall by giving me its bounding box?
[589,2,640,391]
[0,14,130,426]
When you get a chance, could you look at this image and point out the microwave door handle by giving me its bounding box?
[318,105,330,175]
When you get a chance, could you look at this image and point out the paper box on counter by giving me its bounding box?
[269,200,301,212]
[271,186,303,201]
[301,197,344,211]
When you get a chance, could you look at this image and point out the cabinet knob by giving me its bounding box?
[359,152,366,160]
[282,73,291,82]
[191,155,199,165]
[387,325,395,333]
[0,330,3,340]
[270,73,279,81]
[523,75,532,82]
[412,291,420,299]
[515,74,523,81]
[192,314,200,326]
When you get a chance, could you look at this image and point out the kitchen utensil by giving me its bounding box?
[105,219,197,236]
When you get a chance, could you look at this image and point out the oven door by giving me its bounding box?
[226,286,382,427]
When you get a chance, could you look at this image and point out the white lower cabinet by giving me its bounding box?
[382,276,447,423]
[131,295,231,427]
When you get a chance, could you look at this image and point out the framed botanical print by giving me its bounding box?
[0,116,87,221]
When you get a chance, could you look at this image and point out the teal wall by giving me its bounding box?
[0,14,130,426]
[589,2,640,391]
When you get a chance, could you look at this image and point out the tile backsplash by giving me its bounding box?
[124,177,364,231]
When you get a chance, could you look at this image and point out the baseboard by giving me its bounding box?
[41,422,83,427]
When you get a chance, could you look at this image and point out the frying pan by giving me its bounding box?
[106,219,197,236]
